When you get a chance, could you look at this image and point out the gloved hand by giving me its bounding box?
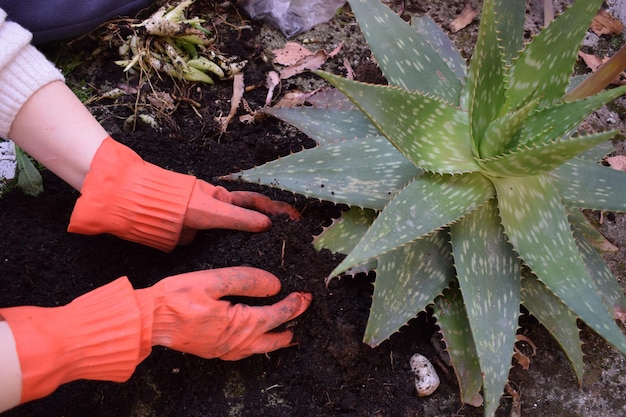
[136,267,311,360]
[0,267,311,405]
[68,137,300,252]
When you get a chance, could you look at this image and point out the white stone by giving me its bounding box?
[410,353,440,397]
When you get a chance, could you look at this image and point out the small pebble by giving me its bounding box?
[410,353,440,397]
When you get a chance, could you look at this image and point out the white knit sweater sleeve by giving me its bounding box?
[0,9,64,139]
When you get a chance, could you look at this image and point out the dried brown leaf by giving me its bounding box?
[273,90,319,108]
[614,307,626,323]
[215,73,244,132]
[450,3,478,33]
[606,155,626,171]
[578,51,626,85]
[273,42,343,80]
[591,10,624,36]
[273,42,315,66]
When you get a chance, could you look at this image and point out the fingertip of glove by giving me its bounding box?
[290,292,313,316]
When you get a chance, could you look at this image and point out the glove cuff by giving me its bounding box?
[0,277,143,404]
[68,137,197,252]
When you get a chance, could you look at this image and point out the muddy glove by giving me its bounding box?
[0,267,311,405]
[135,267,311,360]
[67,137,300,252]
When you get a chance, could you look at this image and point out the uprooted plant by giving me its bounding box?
[107,0,246,84]
[224,0,626,415]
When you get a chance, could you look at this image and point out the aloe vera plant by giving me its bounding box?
[224,0,626,414]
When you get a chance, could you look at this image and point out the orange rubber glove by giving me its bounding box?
[0,267,311,405]
[67,137,300,252]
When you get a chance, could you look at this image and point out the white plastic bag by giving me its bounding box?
[239,0,346,37]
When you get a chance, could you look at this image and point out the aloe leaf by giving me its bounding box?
[465,0,508,144]
[264,107,379,146]
[568,208,618,253]
[506,0,604,109]
[478,130,616,177]
[223,136,419,210]
[346,0,462,103]
[331,172,494,277]
[493,174,626,355]
[365,230,454,346]
[433,283,483,407]
[478,98,539,158]
[550,157,626,212]
[519,85,626,148]
[570,213,626,320]
[315,207,379,280]
[577,141,614,162]
[317,72,478,174]
[451,199,521,417]
[410,16,466,81]
[493,0,525,66]
[521,271,585,385]
[313,207,376,254]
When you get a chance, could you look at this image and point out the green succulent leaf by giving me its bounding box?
[223,136,419,210]
[263,107,379,146]
[331,172,495,276]
[314,207,379,279]
[318,71,478,174]
[521,271,585,385]
[433,283,483,407]
[313,207,376,254]
[466,0,524,141]
[410,15,467,81]
[577,141,614,162]
[478,130,617,177]
[519,85,626,148]
[493,174,626,355]
[365,230,454,346]
[478,98,539,158]
[347,0,462,103]
[493,0,526,67]
[451,199,521,417]
[567,208,617,253]
[505,0,604,109]
[570,212,626,320]
[550,157,626,212]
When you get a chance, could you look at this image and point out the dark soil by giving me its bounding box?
[1,2,625,417]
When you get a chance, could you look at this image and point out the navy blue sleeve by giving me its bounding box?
[0,0,152,44]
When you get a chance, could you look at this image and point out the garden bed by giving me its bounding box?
[1,1,626,416]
